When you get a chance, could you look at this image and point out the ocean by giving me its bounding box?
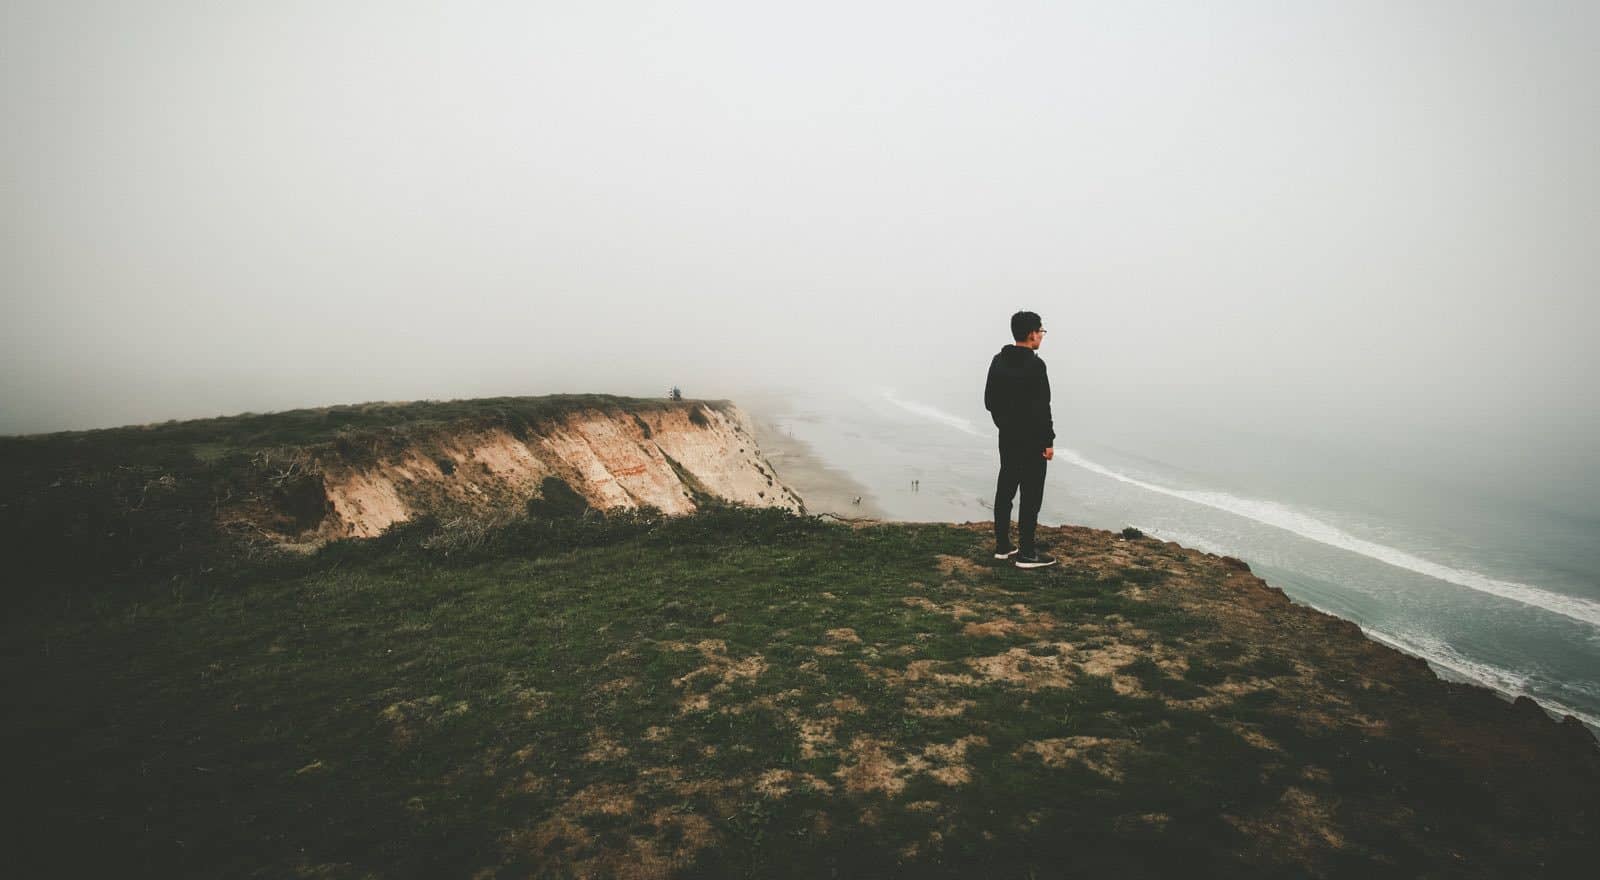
[760,386,1600,731]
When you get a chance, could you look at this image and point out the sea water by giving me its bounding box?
[762,386,1600,731]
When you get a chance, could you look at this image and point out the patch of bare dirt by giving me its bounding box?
[566,782,638,816]
[1015,737,1135,782]
[500,781,716,880]
[719,688,805,717]
[798,717,841,759]
[835,735,990,796]
[1224,786,1347,855]
[378,695,469,748]
[508,691,553,723]
[583,729,630,763]
[905,594,1067,645]
[1167,677,1277,711]
[904,696,976,718]
[325,470,409,539]
[961,619,1019,638]
[836,736,923,797]
[935,554,990,578]
[755,769,835,799]
[946,603,980,620]
[967,648,1076,690]
[1228,722,1283,753]
[1068,642,1149,696]
[636,766,747,811]
[922,736,988,786]
[830,696,866,714]
[596,677,637,696]
[898,829,948,860]
[661,639,768,713]
[891,660,982,688]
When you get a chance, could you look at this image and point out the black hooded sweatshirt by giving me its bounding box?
[984,344,1055,448]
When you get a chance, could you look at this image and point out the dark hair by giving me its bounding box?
[1010,310,1043,342]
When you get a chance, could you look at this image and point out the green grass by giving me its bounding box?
[1,394,727,452]
[6,507,1597,878]
[0,394,729,596]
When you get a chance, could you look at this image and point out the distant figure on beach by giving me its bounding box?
[985,310,1057,569]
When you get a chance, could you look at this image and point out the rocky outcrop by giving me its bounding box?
[223,401,803,545]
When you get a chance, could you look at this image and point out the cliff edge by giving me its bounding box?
[0,395,802,582]
[5,396,1598,876]
[10,510,1596,877]
[218,398,803,545]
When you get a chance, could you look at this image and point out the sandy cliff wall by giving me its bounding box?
[224,402,803,545]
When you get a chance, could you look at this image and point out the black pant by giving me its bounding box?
[994,438,1048,554]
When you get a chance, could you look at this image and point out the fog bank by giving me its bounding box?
[4,2,1595,504]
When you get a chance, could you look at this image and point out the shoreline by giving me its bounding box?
[738,390,890,520]
[734,388,1600,737]
[1360,623,1600,735]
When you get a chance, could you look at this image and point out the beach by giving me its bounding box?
[740,389,889,520]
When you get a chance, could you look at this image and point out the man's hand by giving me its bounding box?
[1043,447,1054,461]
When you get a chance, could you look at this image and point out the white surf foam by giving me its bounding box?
[1056,451,1600,630]
[876,389,1600,729]
[1143,527,1233,558]
[874,388,1600,628]
[1246,591,1600,732]
[879,389,985,436]
[1053,447,1600,629]
[1359,625,1600,732]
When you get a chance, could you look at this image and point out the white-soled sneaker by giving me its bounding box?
[994,546,1019,561]
[1015,551,1057,570]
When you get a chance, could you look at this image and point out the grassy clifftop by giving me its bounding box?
[9,506,1596,878]
[2,395,724,452]
[0,395,738,591]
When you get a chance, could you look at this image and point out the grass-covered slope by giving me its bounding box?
[0,395,732,591]
[8,508,1596,878]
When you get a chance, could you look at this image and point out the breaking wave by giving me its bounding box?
[874,387,1600,628]
[879,389,984,436]
[1054,448,1600,629]
[1359,625,1600,732]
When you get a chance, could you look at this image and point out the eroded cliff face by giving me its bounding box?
[224,402,802,545]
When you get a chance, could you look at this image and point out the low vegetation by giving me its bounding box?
[8,505,1596,878]
[0,395,733,594]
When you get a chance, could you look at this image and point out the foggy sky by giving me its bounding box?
[4,2,1597,485]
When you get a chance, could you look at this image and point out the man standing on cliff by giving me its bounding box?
[985,310,1057,569]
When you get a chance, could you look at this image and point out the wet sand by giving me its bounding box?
[738,390,889,520]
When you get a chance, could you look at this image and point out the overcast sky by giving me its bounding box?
[4,1,1597,483]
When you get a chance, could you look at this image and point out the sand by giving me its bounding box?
[739,391,889,520]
